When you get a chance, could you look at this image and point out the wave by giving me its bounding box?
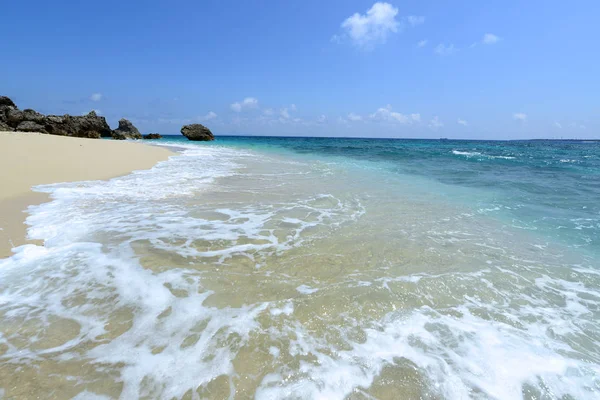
[452,150,516,160]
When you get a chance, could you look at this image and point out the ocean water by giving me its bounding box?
[1,136,599,399]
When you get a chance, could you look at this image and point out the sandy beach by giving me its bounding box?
[0,132,174,258]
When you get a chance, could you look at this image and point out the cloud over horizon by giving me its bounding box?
[370,105,420,124]
[231,97,259,112]
[513,112,527,121]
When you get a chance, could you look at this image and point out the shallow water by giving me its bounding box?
[1,137,599,399]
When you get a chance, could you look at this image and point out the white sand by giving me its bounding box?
[0,132,174,257]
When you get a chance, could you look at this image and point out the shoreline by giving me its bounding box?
[0,132,175,258]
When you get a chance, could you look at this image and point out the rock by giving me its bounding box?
[2,105,44,127]
[43,111,112,139]
[112,118,142,140]
[16,121,48,133]
[0,106,14,126]
[0,120,12,131]
[0,96,19,129]
[111,131,128,140]
[181,124,214,141]
[23,109,46,123]
[0,96,16,108]
[143,133,162,139]
[46,115,65,124]
[5,108,25,126]
[69,111,112,138]
[0,95,112,139]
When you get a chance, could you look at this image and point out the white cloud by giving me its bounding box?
[513,112,527,121]
[263,108,274,116]
[90,93,102,102]
[566,122,587,129]
[457,118,468,126]
[406,15,425,26]
[317,115,327,123]
[554,122,562,129]
[417,39,428,48]
[429,116,444,130]
[482,33,500,45]
[434,43,457,56]
[347,113,363,121]
[199,111,217,121]
[370,105,419,124]
[279,104,298,119]
[231,97,259,112]
[339,2,400,48]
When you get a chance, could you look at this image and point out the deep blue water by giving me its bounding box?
[159,135,600,254]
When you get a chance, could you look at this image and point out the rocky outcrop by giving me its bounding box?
[143,133,162,139]
[0,96,16,108]
[0,120,12,131]
[181,124,214,141]
[0,96,112,138]
[112,118,142,140]
[40,111,112,139]
[16,121,47,133]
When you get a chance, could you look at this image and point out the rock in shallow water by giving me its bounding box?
[112,118,142,140]
[143,133,162,139]
[181,124,214,141]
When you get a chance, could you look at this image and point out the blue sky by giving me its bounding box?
[1,0,598,139]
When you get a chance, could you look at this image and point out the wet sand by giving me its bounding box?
[0,132,174,258]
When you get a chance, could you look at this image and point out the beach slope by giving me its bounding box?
[0,132,173,257]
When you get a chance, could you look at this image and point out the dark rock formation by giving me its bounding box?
[0,96,112,138]
[112,118,142,140]
[0,98,17,131]
[143,133,162,139]
[181,124,214,141]
[0,96,16,108]
[16,121,48,133]
[42,111,112,139]
[0,120,12,131]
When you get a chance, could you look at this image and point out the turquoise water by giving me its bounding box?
[1,136,599,399]
[166,135,600,254]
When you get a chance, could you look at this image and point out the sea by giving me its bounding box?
[1,136,599,399]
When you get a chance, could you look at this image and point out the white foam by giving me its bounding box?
[270,301,294,316]
[256,303,599,400]
[452,150,516,160]
[296,285,319,294]
[71,392,111,400]
[453,150,482,157]
[1,142,599,399]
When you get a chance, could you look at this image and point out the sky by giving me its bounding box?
[1,0,599,139]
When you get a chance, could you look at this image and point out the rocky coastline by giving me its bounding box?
[0,96,214,141]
